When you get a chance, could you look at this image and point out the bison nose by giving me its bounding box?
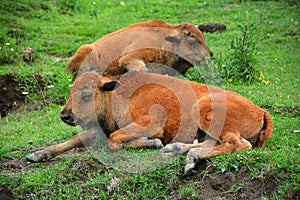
[60,109,75,126]
[209,51,214,59]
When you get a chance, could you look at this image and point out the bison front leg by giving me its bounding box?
[107,124,164,150]
[26,130,95,162]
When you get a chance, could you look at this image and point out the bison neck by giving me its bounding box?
[96,92,119,138]
[97,117,118,138]
[170,58,192,74]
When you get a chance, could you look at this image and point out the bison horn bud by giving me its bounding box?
[183,30,190,36]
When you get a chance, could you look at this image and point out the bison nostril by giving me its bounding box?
[210,52,214,59]
[60,109,75,125]
[61,115,72,121]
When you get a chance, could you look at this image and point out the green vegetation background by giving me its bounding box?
[0,0,299,199]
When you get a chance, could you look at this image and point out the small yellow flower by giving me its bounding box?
[257,71,270,85]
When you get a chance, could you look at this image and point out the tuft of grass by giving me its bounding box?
[179,185,197,199]
[185,58,223,86]
[215,23,258,84]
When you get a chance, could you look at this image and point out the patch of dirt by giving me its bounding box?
[198,24,227,33]
[0,146,106,199]
[0,147,287,199]
[180,161,279,200]
[62,156,106,184]
[221,3,241,9]
[266,104,300,117]
[0,143,89,175]
[0,186,13,200]
[0,74,25,117]
[0,73,46,117]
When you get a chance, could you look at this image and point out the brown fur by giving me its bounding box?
[67,20,213,77]
[26,71,272,173]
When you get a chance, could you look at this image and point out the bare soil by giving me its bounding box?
[0,73,47,117]
[0,74,25,117]
[0,146,282,200]
[182,161,279,200]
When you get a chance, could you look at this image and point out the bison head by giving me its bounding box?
[60,72,119,130]
[163,25,213,74]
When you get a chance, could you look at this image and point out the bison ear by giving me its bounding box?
[100,81,120,91]
[165,36,180,44]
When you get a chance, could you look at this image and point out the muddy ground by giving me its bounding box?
[0,73,48,117]
[0,145,284,200]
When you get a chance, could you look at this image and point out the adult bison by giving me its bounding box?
[26,71,272,173]
[67,20,213,77]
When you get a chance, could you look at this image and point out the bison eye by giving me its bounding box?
[184,30,195,38]
[82,93,93,101]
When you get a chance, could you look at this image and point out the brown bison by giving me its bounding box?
[26,71,272,173]
[67,20,213,77]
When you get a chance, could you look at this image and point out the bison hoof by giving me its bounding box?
[160,143,190,157]
[25,150,52,162]
[184,162,196,174]
[25,153,39,162]
[183,148,199,174]
[154,139,164,148]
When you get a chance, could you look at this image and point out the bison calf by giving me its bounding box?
[26,71,272,173]
[67,20,213,77]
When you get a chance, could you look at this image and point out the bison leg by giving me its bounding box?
[123,137,163,149]
[108,124,164,150]
[26,130,95,162]
[160,139,216,157]
[118,56,148,72]
[184,133,252,173]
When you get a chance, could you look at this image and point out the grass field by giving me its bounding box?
[0,0,299,199]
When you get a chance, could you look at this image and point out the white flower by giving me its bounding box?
[47,85,55,88]
[5,43,10,46]
[69,84,73,88]
[120,1,125,6]
[93,2,96,5]
[10,48,14,52]
[68,79,72,82]
[22,92,29,95]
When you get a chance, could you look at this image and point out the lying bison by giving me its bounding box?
[67,20,213,77]
[26,71,273,173]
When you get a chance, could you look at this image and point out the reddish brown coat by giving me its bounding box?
[26,72,272,172]
[67,20,213,77]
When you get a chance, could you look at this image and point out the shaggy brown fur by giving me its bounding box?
[67,20,213,77]
[26,72,272,173]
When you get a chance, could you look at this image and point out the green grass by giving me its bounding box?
[0,0,299,199]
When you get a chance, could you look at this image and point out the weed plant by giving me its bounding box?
[216,23,258,83]
[186,24,259,85]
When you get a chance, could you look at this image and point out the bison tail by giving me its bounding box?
[257,110,273,147]
[66,44,94,74]
[248,110,273,148]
